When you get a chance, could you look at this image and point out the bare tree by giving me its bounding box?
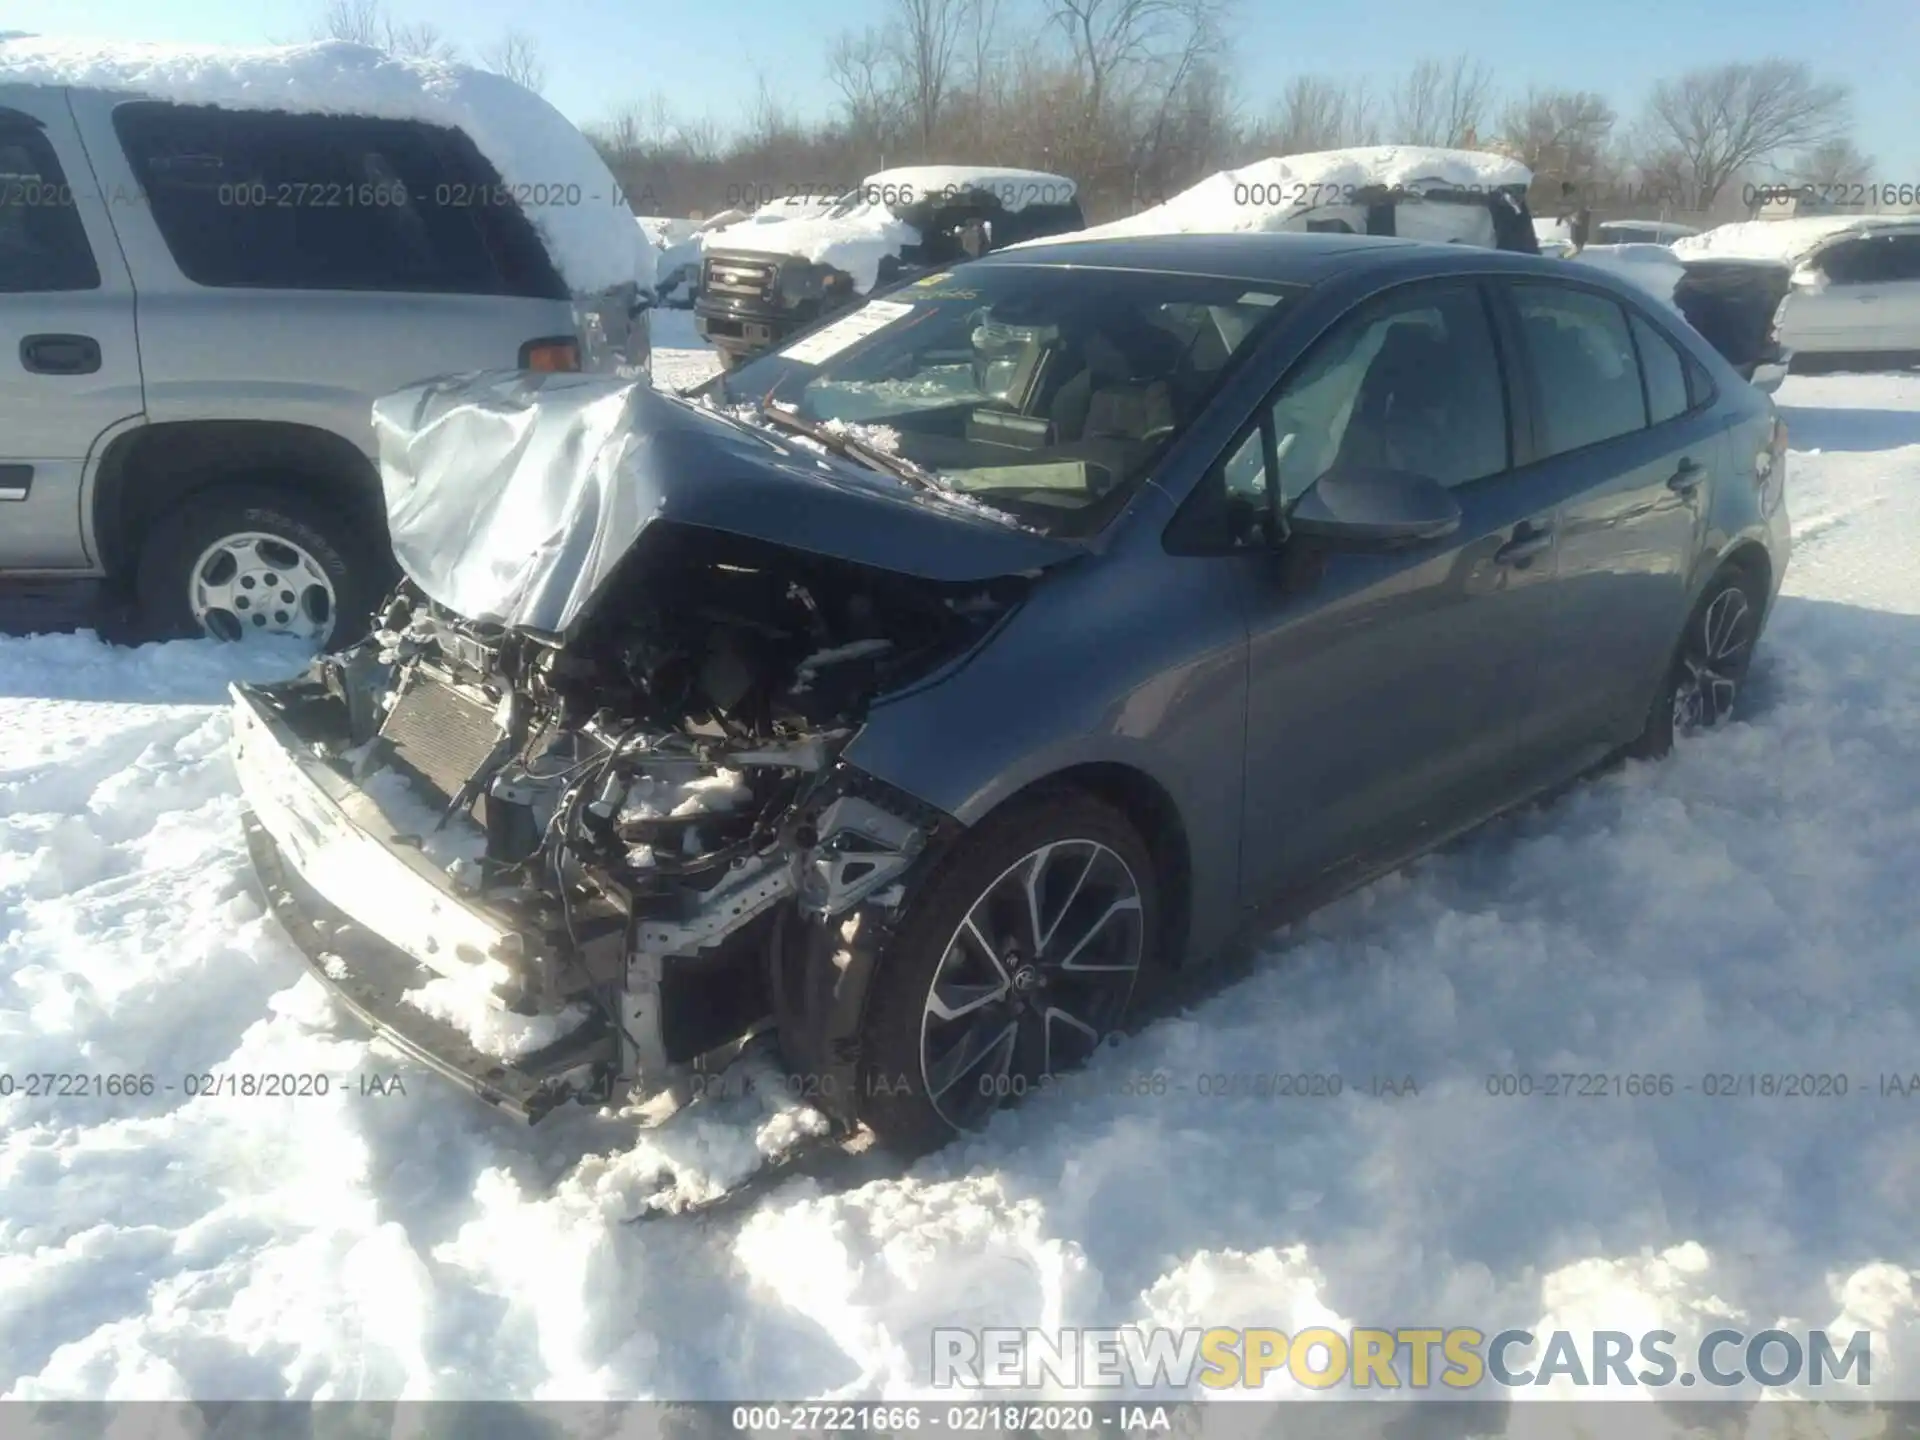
[313,0,458,60]
[1784,137,1874,192]
[882,0,970,155]
[1259,75,1379,154]
[1391,55,1494,148]
[829,27,910,143]
[1043,0,1228,134]
[1638,59,1850,209]
[1498,88,1615,190]
[480,31,546,93]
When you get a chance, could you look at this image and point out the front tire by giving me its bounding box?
[1627,566,1764,759]
[856,790,1157,1154]
[133,483,388,650]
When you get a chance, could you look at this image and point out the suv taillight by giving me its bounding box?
[520,338,580,372]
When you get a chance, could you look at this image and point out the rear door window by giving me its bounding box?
[111,102,567,299]
[1511,282,1649,456]
[0,121,100,292]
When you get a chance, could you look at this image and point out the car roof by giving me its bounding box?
[969,230,1590,287]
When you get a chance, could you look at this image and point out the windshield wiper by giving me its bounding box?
[754,400,945,496]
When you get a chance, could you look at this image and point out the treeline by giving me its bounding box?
[316,0,1874,226]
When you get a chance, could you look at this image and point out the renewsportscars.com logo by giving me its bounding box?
[931,1327,1873,1392]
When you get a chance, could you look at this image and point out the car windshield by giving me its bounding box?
[713,265,1301,537]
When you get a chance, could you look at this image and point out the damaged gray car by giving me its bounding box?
[231,234,1789,1154]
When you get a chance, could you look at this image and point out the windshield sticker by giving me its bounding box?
[779,299,918,366]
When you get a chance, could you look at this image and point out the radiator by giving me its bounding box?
[378,671,501,806]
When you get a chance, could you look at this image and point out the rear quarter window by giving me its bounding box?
[111,102,567,299]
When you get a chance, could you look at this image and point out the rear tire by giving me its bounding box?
[856,790,1158,1155]
[133,483,389,651]
[1627,566,1764,759]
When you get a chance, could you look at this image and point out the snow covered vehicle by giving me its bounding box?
[1039,145,1545,253]
[1674,216,1920,374]
[645,195,844,309]
[0,38,657,647]
[694,166,1083,366]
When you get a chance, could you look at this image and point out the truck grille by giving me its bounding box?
[379,671,501,806]
[704,256,776,298]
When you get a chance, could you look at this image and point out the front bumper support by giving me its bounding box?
[245,814,614,1121]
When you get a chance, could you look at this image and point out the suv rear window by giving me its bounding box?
[0,120,100,292]
[112,103,567,299]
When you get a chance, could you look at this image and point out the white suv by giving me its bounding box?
[0,38,655,645]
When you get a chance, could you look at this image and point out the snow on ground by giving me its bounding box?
[4,352,1920,1411]
[0,37,655,294]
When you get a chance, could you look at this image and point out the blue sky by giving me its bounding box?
[13,0,1919,176]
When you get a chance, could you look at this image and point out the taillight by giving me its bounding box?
[520,338,580,372]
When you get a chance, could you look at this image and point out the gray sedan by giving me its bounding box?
[231,232,1791,1155]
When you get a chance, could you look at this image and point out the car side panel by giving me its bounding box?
[842,490,1252,969]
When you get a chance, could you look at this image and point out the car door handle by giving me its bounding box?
[20,334,102,375]
[1494,524,1553,565]
[1668,457,1705,494]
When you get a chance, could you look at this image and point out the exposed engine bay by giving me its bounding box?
[246,520,1019,1118]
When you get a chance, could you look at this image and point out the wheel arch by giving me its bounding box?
[92,421,387,586]
[974,760,1195,973]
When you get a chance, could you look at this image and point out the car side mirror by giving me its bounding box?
[1286,466,1462,550]
[1789,264,1826,293]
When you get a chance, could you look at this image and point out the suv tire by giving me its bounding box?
[134,484,388,650]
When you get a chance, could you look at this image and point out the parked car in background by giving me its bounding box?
[695,166,1084,367]
[647,195,844,309]
[1044,145,1544,253]
[1674,216,1920,372]
[0,37,655,647]
[231,232,1788,1154]
[1595,219,1698,246]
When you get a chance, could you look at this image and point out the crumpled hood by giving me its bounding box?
[371,371,1085,637]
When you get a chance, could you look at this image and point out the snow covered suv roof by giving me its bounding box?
[1021,146,1531,246]
[1672,215,1920,266]
[860,165,1077,211]
[0,36,652,294]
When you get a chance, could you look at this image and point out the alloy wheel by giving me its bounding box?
[918,838,1144,1131]
[1671,585,1755,735]
[188,531,336,644]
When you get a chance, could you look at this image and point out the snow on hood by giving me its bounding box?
[861,165,1077,211]
[1673,216,1920,266]
[0,36,653,295]
[701,204,919,294]
[1017,146,1531,246]
[1566,243,1689,305]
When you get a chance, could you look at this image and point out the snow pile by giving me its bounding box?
[701,203,918,294]
[1673,216,1920,266]
[1024,145,1531,245]
[862,165,1076,211]
[0,36,652,295]
[1567,242,1690,304]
